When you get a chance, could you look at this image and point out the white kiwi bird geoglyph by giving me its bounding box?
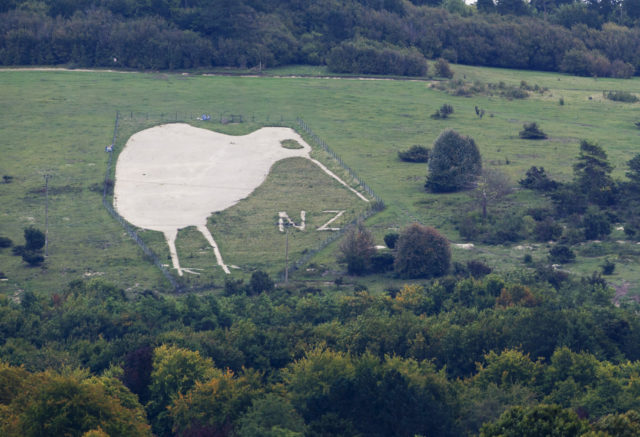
[113,123,368,276]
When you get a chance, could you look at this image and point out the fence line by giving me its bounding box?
[102,112,385,286]
[117,111,290,126]
[296,118,384,205]
[285,201,385,278]
[103,111,182,291]
[279,119,387,280]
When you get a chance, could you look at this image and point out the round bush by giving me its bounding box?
[394,223,451,278]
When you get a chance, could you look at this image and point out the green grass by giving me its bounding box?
[1,65,640,295]
[280,139,304,149]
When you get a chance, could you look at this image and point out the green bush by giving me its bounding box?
[384,232,399,249]
[398,145,430,163]
[604,90,638,103]
[457,212,525,245]
[394,223,451,278]
[549,245,576,263]
[249,270,274,295]
[501,87,529,99]
[582,208,611,240]
[370,252,395,273]
[22,251,45,266]
[519,166,558,191]
[435,57,454,78]
[519,122,547,140]
[24,227,45,251]
[467,260,492,278]
[431,104,454,119]
[0,236,12,248]
[601,259,615,275]
[224,277,246,296]
[425,129,482,193]
[534,218,563,242]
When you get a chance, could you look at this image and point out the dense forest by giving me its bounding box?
[1,0,640,76]
[3,269,640,436]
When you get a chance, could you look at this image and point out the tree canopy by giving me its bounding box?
[1,0,640,76]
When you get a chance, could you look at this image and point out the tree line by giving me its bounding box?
[1,0,640,76]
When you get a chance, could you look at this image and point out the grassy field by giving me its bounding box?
[1,64,639,295]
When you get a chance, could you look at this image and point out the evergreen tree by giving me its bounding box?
[573,140,617,206]
[426,129,482,193]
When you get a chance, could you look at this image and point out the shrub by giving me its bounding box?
[384,232,399,249]
[280,139,303,149]
[370,252,395,273]
[398,145,430,162]
[525,207,554,221]
[394,223,451,278]
[502,87,529,99]
[533,218,563,242]
[249,270,274,295]
[0,237,12,248]
[549,245,576,263]
[604,90,638,103]
[467,260,492,278]
[483,214,525,245]
[24,227,45,251]
[519,166,558,191]
[519,122,547,140]
[339,222,376,275]
[224,277,246,296]
[22,251,45,266]
[434,57,454,78]
[431,104,454,119]
[560,226,585,245]
[425,129,482,193]
[582,208,611,240]
[601,259,615,275]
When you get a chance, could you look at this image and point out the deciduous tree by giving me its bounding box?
[394,223,451,278]
[338,222,376,275]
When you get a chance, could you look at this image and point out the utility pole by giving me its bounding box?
[284,223,290,283]
[43,173,52,257]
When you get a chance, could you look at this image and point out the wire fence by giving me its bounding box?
[102,111,182,291]
[279,119,387,280]
[296,118,384,205]
[101,112,385,287]
[285,201,385,279]
[118,110,291,126]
